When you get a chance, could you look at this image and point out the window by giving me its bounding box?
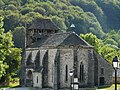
[37,76,38,83]
[80,62,84,82]
[27,70,33,80]
[101,68,104,75]
[65,65,68,81]
[52,64,54,82]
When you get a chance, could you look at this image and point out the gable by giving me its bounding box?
[61,32,91,46]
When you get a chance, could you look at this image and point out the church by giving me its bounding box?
[20,18,113,89]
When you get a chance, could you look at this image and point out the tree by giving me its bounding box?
[13,26,26,48]
[0,17,13,78]
[80,33,118,64]
[98,44,117,64]
[20,7,33,15]
[52,16,66,32]
[0,17,21,82]
[3,48,21,82]
[104,38,118,46]
[4,11,20,32]
[80,33,103,51]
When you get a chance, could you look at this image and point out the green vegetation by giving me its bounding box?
[80,33,120,64]
[98,84,120,90]
[0,81,19,88]
[0,17,21,84]
[0,0,120,86]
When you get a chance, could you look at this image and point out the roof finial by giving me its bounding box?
[70,24,75,28]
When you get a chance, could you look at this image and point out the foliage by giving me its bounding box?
[0,17,21,82]
[0,0,119,38]
[80,33,120,64]
[0,17,13,78]
[80,33,103,51]
[13,26,26,48]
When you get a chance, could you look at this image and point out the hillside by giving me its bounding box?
[0,0,120,35]
[0,0,120,62]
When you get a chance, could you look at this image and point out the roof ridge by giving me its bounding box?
[42,32,72,45]
[51,31,73,35]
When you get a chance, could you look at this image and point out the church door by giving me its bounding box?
[26,70,33,87]
[99,77,104,86]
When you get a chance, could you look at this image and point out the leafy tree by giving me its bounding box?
[5,4,17,11]
[34,7,46,15]
[20,7,33,15]
[4,11,20,32]
[20,15,33,27]
[41,2,57,15]
[104,38,118,46]
[0,0,5,9]
[3,48,21,82]
[80,33,103,51]
[0,17,21,82]
[13,26,26,48]
[80,33,119,64]
[0,17,13,78]
[52,16,66,32]
[98,44,117,64]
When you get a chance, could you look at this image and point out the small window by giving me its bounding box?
[65,65,68,81]
[37,76,38,83]
[101,68,104,75]
[80,62,84,82]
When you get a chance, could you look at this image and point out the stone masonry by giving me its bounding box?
[20,19,114,90]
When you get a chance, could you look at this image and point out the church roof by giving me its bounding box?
[28,32,92,48]
[28,18,59,30]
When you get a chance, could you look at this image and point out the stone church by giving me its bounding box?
[20,19,113,89]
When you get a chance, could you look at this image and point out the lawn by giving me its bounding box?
[0,82,19,88]
[98,84,120,90]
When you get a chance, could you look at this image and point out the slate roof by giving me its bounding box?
[28,32,92,48]
[28,18,59,30]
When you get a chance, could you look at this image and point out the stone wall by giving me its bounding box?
[94,51,113,86]
[87,49,94,87]
[77,48,94,87]
[33,72,42,88]
[59,49,74,89]
[40,49,48,66]
[48,49,57,88]
[77,48,89,87]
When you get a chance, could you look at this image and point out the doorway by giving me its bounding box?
[99,77,104,86]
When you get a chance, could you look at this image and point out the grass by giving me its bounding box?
[97,84,120,90]
[0,82,20,88]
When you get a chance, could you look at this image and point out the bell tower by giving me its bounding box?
[26,18,59,47]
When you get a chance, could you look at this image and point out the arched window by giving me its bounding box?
[27,70,33,80]
[101,68,104,75]
[80,62,84,82]
[65,65,68,81]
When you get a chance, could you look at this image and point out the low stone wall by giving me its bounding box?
[112,77,120,84]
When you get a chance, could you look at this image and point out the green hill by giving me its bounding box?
[0,0,120,52]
